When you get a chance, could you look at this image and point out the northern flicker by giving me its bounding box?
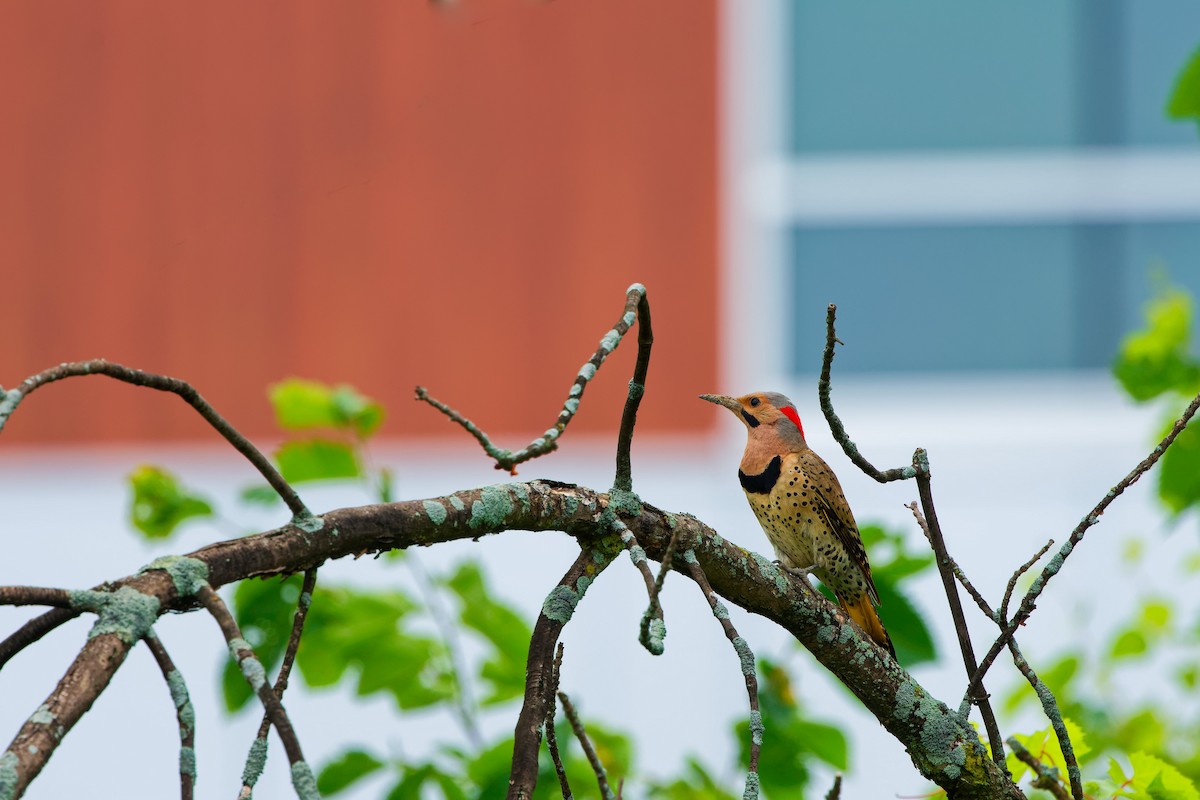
[701,391,894,656]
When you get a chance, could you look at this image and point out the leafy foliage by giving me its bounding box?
[127,465,213,539]
[1167,45,1200,125]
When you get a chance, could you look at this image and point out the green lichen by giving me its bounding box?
[646,618,666,654]
[241,737,269,786]
[569,383,583,397]
[893,680,918,720]
[140,555,210,597]
[29,705,54,726]
[681,549,699,565]
[299,591,312,609]
[290,760,320,800]
[712,600,729,620]
[449,495,465,512]
[578,362,597,381]
[542,581,589,624]
[166,670,194,735]
[748,710,764,745]
[469,485,515,530]
[228,638,267,691]
[565,398,580,415]
[599,329,621,352]
[742,769,760,800]
[0,388,23,433]
[85,586,161,644]
[0,750,18,800]
[817,625,837,644]
[511,483,531,513]
[292,512,325,533]
[422,500,448,525]
[732,636,755,676]
[608,488,642,516]
[179,746,196,778]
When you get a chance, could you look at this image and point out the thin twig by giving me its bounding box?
[906,503,992,619]
[824,773,842,800]
[911,454,1006,766]
[238,568,319,798]
[613,286,652,492]
[196,585,315,797]
[818,305,915,483]
[0,608,81,669]
[0,587,74,608]
[144,632,196,800]
[1001,539,1054,625]
[508,546,615,800]
[415,284,648,473]
[969,387,1200,701]
[558,692,614,800]
[1007,736,1071,800]
[545,643,573,800]
[611,516,665,655]
[680,549,762,787]
[1007,639,1082,800]
[0,360,308,518]
[639,525,681,655]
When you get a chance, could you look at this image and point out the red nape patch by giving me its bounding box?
[780,406,805,438]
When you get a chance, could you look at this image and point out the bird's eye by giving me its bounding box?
[749,397,761,408]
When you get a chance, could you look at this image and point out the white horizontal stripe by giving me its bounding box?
[746,147,1200,226]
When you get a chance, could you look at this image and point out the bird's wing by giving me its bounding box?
[799,450,881,606]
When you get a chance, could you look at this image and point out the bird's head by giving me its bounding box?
[699,391,806,441]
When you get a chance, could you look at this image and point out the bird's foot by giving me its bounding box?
[774,560,816,581]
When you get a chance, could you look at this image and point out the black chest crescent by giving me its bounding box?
[738,455,782,495]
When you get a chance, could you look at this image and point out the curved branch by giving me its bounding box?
[0,360,308,518]
[818,305,915,483]
[143,632,196,800]
[415,283,648,473]
[0,608,81,669]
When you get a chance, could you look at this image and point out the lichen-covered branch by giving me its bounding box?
[1,482,1021,800]
[238,567,319,799]
[144,632,196,800]
[680,549,762,797]
[415,283,649,473]
[508,544,616,800]
[0,360,308,518]
[195,585,316,800]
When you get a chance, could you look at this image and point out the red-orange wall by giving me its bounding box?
[0,1,718,444]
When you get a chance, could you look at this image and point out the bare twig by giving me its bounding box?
[1007,736,1071,800]
[544,644,572,800]
[416,284,649,473]
[144,632,196,800]
[195,585,316,798]
[680,548,762,790]
[969,387,1200,701]
[0,608,81,669]
[508,546,615,800]
[1001,539,1054,625]
[639,525,680,655]
[558,692,614,800]
[610,516,665,655]
[824,773,842,800]
[818,305,916,483]
[238,568,319,798]
[0,360,308,518]
[0,587,74,609]
[906,503,992,619]
[613,285,652,492]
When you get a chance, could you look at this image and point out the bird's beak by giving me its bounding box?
[699,393,742,412]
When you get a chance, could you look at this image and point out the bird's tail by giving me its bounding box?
[840,593,895,658]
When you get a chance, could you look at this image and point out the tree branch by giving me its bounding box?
[559,691,614,800]
[0,361,309,519]
[143,632,196,800]
[415,284,648,474]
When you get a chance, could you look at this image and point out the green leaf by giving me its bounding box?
[127,465,214,539]
[1113,290,1200,402]
[874,577,936,667]
[275,439,361,484]
[1167,46,1200,121]
[442,561,533,706]
[1111,629,1149,659]
[646,757,737,800]
[1129,752,1199,800]
[270,379,385,437]
[239,484,283,506]
[1157,420,1200,514]
[317,749,385,796]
